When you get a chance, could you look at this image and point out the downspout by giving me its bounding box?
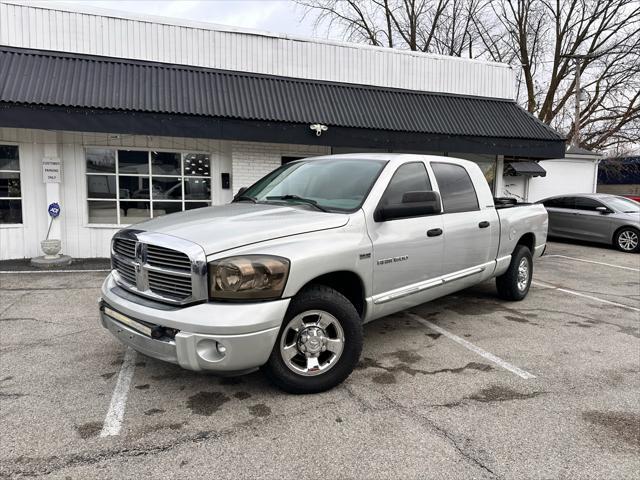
[592,158,601,193]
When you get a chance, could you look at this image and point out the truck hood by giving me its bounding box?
[131,203,350,254]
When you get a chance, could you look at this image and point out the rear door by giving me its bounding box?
[543,197,576,237]
[431,162,496,277]
[431,162,500,279]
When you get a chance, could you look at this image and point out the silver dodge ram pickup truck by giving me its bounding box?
[100,154,548,393]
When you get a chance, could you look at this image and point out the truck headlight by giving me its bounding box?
[208,255,290,300]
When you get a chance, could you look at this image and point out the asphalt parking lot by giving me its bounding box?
[1,241,638,479]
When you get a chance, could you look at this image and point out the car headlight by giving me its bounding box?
[208,255,290,300]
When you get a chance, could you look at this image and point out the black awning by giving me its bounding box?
[0,46,567,158]
[505,161,547,177]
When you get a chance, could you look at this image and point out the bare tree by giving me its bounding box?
[295,0,482,54]
[478,0,640,151]
[295,0,640,152]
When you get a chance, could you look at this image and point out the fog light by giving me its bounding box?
[217,343,227,354]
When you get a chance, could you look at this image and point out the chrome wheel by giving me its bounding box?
[279,310,345,376]
[517,257,530,291]
[618,230,639,251]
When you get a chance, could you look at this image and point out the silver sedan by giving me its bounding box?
[538,193,640,252]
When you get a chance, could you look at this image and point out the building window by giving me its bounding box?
[0,145,22,224]
[86,149,211,225]
[449,153,497,192]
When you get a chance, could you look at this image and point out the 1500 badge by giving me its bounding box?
[376,255,409,265]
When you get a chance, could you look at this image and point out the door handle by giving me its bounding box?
[427,228,443,237]
[479,221,490,228]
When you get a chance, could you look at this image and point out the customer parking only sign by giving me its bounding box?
[42,157,62,183]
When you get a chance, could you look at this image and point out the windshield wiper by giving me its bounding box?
[234,195,257,203]
[266,195,328,212]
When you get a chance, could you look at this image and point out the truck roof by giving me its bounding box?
[300,153,477,169]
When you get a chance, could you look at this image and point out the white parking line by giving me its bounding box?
[407,313,537,379]
[532,280,640,313]
[100,348,137,437]
[543,255,639,272]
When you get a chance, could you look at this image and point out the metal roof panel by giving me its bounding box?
[0,47,564,141]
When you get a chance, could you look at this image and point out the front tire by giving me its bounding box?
[614,227,640,253]
[261,285,363,394]
[496,245,533,301]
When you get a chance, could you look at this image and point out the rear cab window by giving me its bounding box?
[431,162,479,213]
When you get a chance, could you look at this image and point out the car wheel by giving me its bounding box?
[261,285,363,394]
[496,245,533,301]
[614,227,640,253]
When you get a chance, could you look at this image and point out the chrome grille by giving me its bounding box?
[148,270,193,299]
[110,230,208,305]
[112,256,136,284]
[146,245,191,272]
[113,238,136,260]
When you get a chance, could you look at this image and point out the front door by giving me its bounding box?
[368,162,444,306]
[569,197,613,242]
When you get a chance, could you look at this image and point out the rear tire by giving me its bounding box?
[261,285,363,394]
[496,245,533,301]
[613,227,640,253]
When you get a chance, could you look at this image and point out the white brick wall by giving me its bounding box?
[231,142,330,193]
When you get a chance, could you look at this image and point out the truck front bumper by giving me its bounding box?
[100,274,290,373]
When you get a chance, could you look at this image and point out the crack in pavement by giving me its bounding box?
[0,328,95,354]
[0,398,340,478]
[0,317,59,325]
[0,292,29,316]
[342,385,500,479]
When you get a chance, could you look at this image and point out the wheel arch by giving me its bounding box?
[515,232,536,253]
[296,270,366,319]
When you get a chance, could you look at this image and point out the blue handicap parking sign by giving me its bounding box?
[48,202,61,218]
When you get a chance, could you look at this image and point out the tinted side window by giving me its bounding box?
[379,162,432,207]
[544,197,575,209]
[574,197,604,211]
[542,198,561,208]
[431,162,479,213]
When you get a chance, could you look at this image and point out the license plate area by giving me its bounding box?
[104,306,153,337]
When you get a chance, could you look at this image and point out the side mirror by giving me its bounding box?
[234,186,248,199]
[595,206,612,214]
[375,191,442,221]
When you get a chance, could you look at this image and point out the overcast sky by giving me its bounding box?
[62,0,327,38]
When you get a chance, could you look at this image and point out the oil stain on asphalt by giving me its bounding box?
[468,385,544,403]
[360,355,493,385]
[248,404,271,417]
[187,391,230,415]
[233,391,251,400]
[583,411,640,450]
[144,408,165,416]
[76,421,102,439]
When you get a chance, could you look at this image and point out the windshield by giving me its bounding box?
[238,159,387,212]
[604,196,640,213]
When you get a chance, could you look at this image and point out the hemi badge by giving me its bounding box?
[359,253,371,260]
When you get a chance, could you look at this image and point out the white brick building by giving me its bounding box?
[0,1,564,259]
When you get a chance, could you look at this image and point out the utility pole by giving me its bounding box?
[562,53,597,148]
[573,57,581,147]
